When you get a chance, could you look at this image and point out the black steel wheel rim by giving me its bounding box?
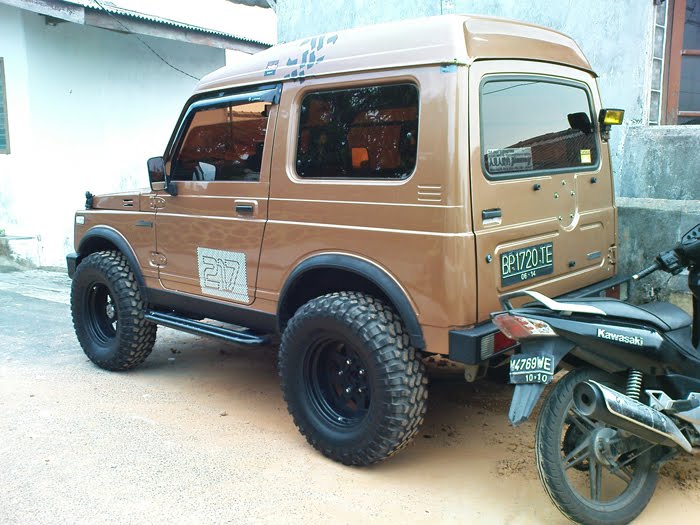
[84,281,118,344]
[304,334,371,428]
[559,400,654,507]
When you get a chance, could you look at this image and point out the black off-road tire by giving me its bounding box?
[536,368,659,525]
[279,292,428,466]
[71,250,157,371]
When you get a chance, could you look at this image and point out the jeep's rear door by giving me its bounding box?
[154,86,279,305]
[468,60,617,320]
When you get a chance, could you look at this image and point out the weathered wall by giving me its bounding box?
[617,126,700,201]
[278,0,654,132]
[0,5,32,251]
[617,197,700,305]
[451,1,654,126]
[0,4,225,266]
[276,0,440,43]
[448,1,655,178]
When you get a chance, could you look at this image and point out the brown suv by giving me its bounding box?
[67,15,621,465]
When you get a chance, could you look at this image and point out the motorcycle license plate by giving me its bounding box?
[501,242,554,287]
[509,354,555,384]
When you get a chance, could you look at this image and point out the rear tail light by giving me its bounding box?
[479,331,517,360]
[492,313,556,340]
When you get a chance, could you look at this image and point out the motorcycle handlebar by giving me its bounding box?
[632,262,660,281]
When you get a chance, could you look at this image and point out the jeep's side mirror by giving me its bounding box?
[567,112,593,134]
[147,156,167,191]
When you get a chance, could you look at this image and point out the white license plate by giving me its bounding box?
[509,354,555,384]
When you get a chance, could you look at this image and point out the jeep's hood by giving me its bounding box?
[90,190,150,211]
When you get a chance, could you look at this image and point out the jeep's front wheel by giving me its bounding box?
[279,292,428,466]
[71,250,157,371]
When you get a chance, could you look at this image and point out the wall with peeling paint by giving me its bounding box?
[278,1,654,133]
[277,0,656,171]
[0,4,225,266]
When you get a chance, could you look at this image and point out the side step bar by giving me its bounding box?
[144,310,270,346]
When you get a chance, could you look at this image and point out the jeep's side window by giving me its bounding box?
[171,100,270,182]
[296,84,419,180]
[480,79,599,177]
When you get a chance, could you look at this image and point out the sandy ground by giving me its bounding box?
[1,269,699,524]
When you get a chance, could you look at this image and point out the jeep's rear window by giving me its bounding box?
[296,84,418,180]
[480,79,599,177]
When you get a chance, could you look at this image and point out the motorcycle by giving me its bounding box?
[491,223,700,525]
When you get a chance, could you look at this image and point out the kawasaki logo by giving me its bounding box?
[596,328,644,346]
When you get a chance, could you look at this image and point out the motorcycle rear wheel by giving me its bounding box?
[535,368,659,525]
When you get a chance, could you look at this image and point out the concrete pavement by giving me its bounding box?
[1,268,699,525]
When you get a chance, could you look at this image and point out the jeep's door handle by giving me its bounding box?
[235,200,256,214]
[482,208,502,220]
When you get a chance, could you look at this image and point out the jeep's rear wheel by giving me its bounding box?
[71,250,156,371]
[279,292,428,466]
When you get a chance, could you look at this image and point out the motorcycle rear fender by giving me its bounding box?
[508,338,576,426]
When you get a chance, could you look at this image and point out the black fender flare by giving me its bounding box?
[77,226,148,301]
[277,253,425,349]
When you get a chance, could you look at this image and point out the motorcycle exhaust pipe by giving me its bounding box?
[574,380,692,453]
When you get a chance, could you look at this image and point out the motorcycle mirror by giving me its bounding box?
[679,223,700,260]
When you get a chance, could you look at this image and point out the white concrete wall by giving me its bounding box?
[0,4,226,267]
[450,0,655,126]
[0,5,33,259]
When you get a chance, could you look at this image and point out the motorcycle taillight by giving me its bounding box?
[492,313,556,340]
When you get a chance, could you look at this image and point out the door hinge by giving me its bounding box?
[149,196,166,210]
[149,252,167,267]
[607,246,617,265]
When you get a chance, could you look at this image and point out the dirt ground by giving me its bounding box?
[1,269,699,524]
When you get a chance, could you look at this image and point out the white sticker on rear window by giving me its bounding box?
[486,147,533,173]
[197,247,249,302]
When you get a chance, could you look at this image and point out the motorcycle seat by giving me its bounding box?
[557,298,691,332]
[636,302,692,331]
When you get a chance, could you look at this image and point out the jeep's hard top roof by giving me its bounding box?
[195,15,593,93]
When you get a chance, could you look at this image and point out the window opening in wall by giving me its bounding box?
[650,1,669,124]
[0,58,9,154]
[666,0,700,124]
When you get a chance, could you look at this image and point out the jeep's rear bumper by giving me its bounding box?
[448,275,627,365]
[66,252,78,279]
[449,322,504,365]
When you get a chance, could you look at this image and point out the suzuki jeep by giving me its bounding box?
[67,15,623,465]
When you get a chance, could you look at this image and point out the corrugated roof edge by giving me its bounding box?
[76,1,270,46]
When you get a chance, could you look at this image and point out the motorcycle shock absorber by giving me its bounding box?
[626,369,643,401]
